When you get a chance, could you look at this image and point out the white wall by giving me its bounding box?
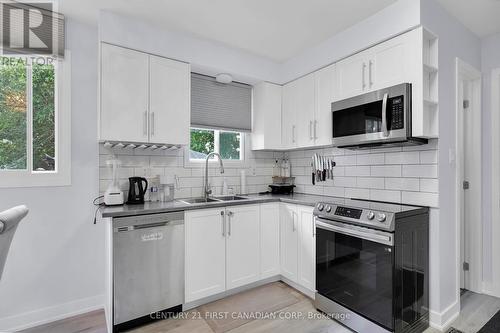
[0,20,104,330]
[98,10,282,85]
[420,0,482,328]
[480,32,500,285]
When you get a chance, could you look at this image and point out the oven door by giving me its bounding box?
[332,83,410,147]
[315,218,395,331]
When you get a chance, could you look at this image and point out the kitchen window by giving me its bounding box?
[189,128,244,161]
[0,55,71,187]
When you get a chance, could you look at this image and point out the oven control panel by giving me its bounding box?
[390,95,405,130]
[314,202,395,232]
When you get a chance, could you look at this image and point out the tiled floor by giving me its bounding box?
[18,285,500,333]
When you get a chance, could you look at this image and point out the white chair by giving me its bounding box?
[0,205,28,280]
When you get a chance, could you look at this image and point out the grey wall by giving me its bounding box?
[0,20,104,330]
[421,0,482,325]
[480,32,500,283]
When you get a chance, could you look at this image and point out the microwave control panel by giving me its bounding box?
[390,95,404,130]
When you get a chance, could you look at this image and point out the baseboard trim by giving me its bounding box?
[0,294,105,332]
[429,299,460,331]
[279,277,315,299]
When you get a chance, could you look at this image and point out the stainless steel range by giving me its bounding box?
[313,200,429,333]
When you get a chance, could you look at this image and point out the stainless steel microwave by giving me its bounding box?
[331,83,427,149]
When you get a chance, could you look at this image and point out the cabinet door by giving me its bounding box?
[296,73,316,148]
[370,35,408,91]
[297,205,315,291]
[185,208,226,302]
[336,53,367,101]
[149,55,190,145]
[252,82,282,150]
[226,205,260,289]
[100,43,149,142]
[281,81,298,149]
[280,203,298,282]
[314,64,336,146]
[260,203,280,279]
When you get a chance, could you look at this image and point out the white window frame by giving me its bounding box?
[0,52,71,188]
[184,127,248,168]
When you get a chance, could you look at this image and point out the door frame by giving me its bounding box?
[490,68,500,297]
[455,58,482,295]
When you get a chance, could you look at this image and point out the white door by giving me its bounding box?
[185,208,226,302]
[280,203,298,282]
[297,205,315,291]
[226,205,261,289]
[314,64,336,146]
[100,43,149,142]
[281,81,298,149]
[336,53,367,101]
[296,73,316,148]
[260,203,280,279]
[149,55,190,145]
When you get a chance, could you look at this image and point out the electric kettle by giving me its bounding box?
[127,177,148,204]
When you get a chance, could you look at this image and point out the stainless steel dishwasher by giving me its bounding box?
[113,211,184,331]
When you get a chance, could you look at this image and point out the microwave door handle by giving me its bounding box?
[382,92,389,137]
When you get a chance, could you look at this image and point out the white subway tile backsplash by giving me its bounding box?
[420,178,438,193]
[345,188,370,200]
[356,153,385,165]
[324,186,345,197]
[402,191,439,207]
[357,177,384,189]
[384,151,420,165]
[385,178,420,191]
[402,165,438,178]
[370,189,401,203]
[345,166,371,177]
[420,150,438,164]
[335,155,357,166]
[150,156,181,167]
[333,177,357,188]
[371,165,402,177]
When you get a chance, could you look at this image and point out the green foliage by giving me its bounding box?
[190,129,214,156]
[219,132,240,160]
[0,58,55,170]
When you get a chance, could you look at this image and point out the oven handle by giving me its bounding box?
[382,92,389,137]
[315,219,394,246]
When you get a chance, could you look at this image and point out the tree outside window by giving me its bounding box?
[190,128,243,161]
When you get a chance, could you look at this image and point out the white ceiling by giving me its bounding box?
[59,0,396,62]
[436,0,500,37]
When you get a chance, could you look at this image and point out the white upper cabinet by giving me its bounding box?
[336,53,367,101]
[100,44,149,142]
[295,73,316,148]
[149,55,190,145]
[314,64,336,146]
[281,80,299,149]
[251,82,282,150]
[100,43,190,144]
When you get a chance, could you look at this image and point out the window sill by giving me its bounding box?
[0,170,71,188]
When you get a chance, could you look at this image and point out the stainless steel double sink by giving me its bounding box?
[179,195,249,205]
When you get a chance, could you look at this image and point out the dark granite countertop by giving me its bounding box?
[100,193,346,218]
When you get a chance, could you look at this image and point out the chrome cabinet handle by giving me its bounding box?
[227,211,233,236]
[151,112,155,136]
[369,60,374,87]
[292,125,296,143]
[292,212,296,232]
[221,211,225,237]
[309,121,313,140]
[143,111,148,136]
[314,120,318,140]
[362,62,367,89]
[382,93,389,137]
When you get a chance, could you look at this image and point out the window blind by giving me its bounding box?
[1,1,65,58]
[191,73,252,132]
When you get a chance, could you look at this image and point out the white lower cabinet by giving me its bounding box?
[185,205,260,302]
[280,203,299,282]
[297,206,315,291]
[185,208,226,303]
[185,202,316,303]
[260,203,280,279]
[226,205,260,289]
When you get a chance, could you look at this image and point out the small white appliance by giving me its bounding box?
[104,159,124,206]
